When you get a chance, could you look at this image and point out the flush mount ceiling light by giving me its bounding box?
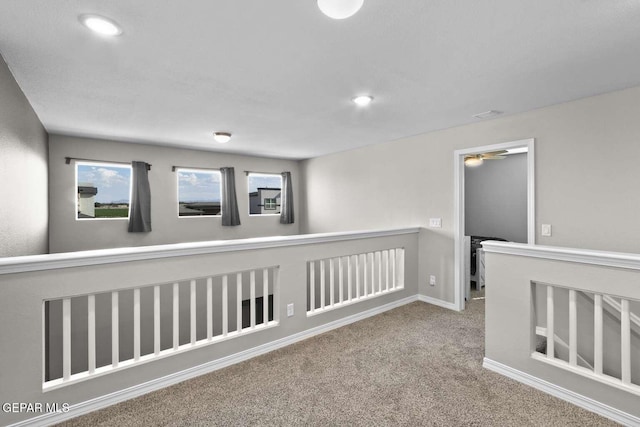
[317,0,364,19]
[353,95,373,106]
[79,14,123,36]
[213,132,232,143]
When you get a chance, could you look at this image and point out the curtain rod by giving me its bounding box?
[172,166,221,172]
[244,170,282,176]
[65,157,151,170]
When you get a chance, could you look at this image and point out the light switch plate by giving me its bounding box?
[429,218,442,228]
[287,303,294,317]
[541,224,552,237]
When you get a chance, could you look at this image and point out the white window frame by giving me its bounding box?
[75,161,132,221]
[247,173,282,216]
[176,168,222,218]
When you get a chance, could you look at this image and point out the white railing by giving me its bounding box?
[44,267,279,391]
[532,282,640,395]
[0,228,419,426]
[482,241,640,424]
[307,248,404,316]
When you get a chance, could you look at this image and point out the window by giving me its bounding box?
[248,173,282,215]
[76,162,132,219]
[264,198,277,210]
[177,169,222,217]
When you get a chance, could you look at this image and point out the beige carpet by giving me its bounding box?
[58,296,617,426]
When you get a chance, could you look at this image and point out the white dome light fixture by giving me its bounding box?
[353,95,373,106]
[317,0,364,19]
[79,14,123,36]
[213,132,232,143]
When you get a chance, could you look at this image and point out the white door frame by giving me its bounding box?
[453,138,535,311]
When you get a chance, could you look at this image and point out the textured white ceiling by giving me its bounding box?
[1,1,640,159]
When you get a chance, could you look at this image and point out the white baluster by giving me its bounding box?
[356,254,361,299]
[347,256,353,302]
[310,262,315,313]
[383,250,389,292]
[363,254,368,298]
[370,253,376,295]
[250,270,256,329]
[173,283,179,350]
[134,288,141,360]
[263,268,269,325]
[546,286,554,360]
[569,289,577,367]
[237,273,243,333]
[320,259,326,309]
[390,249,396,289]
[154,286,160,355]
[376,251,382,294]
[87,295,96,374]
[207,277,213,341]
[222,275,228,336]
[273,267,280,323]
[329,258,335,307]
[112,292,119,367]
[338,257,344,304]
[63,298,71,380]
[397,248,405,288]
[190,280,197,345]
[621,299,631,385]
[594,294,603,375]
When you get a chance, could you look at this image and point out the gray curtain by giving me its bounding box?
[128,161,152,232]
[280,171,294,224]
[220,167,241,226]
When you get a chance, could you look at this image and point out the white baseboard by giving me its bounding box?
[11,295,419,427]
[483,358,640,426]
[418,294,458,311]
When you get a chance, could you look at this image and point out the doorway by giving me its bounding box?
[453,138,535,311]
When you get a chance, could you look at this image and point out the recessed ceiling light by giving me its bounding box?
[317,0,364,19]
[79,14,123,36]
[353,95,373,106]
[472,110,502,120]
[213,132,232,143]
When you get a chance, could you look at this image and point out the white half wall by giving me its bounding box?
[300,85,640,304]
[0,55,48,257]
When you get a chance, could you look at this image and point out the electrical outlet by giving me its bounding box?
[541,224,552,237]
[287,303,294,317]
[429,275,436,286]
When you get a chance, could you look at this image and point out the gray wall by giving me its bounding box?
[49,135,300,253]
[300,85,640,303]
[465,153,527,243]
[0,56,49,256]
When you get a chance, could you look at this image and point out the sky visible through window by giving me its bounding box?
[249,174,281,192]
[178,170,221,202]
[77,164,131,203]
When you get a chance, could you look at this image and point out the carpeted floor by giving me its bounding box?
[58,295,617,426]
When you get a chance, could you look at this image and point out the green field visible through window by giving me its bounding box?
[94,207,129,218]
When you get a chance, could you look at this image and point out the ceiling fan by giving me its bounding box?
[464,150,508,167]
